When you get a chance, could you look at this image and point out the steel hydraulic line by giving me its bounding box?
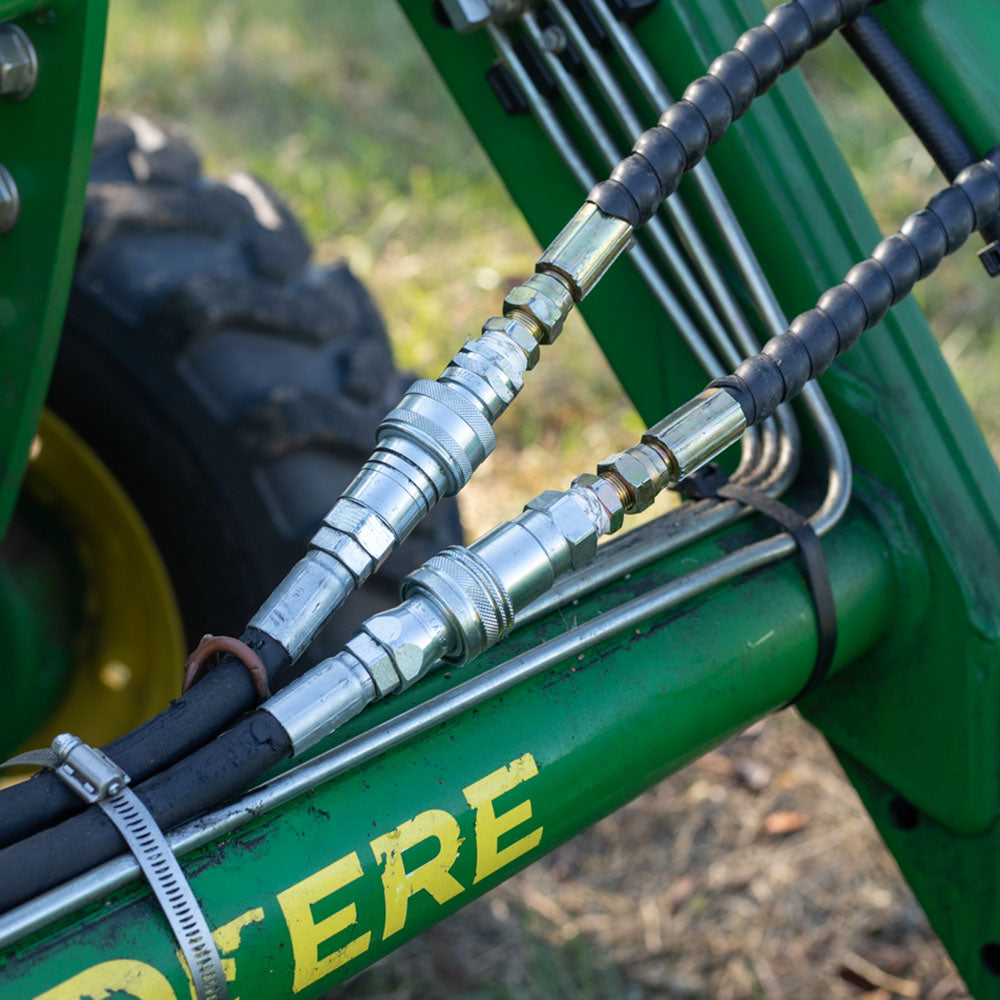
[490,22,773,488]
[519,9,789,480]
[518,0,853,625]
[0,483,872,956]
[523,3,802,489]
[0,383,853,936]
[11,134,994,906]
[497,0,846,625]
[0,491,886,955]
[0,0,868,849]
[489,15,816,617]
[0,400,742,910]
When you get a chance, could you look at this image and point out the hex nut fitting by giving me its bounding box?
[344,632,399,698]
[571,473,625,533]
[363,612,426,689]
[597,451,657,513]
[524,490,598,569]
[482,315,541,370]
[503,272,575,345]
[0,25,37,101]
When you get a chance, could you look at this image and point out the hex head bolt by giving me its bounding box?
[0,25,37,100]
[0,165,19,234]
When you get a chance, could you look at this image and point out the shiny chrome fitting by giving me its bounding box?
[439,365,503,421]
[249,550,356,661]
[537,203,633,300]
[438,0,534,32]
[403,547,514,662]
[0,165,19,235]
[452,340,522,396]
[361,598,452,691]
[503,272,575,345]
[468,520,558,609]
[353,440,442,514]
[596,445,669,513]
[379,378,497,494]
[643,389,747,481]
[0,25,38,101]
[311,526,374,582]
[482,315,541,370]
[261,653,376,756]
[476,329,530,382]
[345,631,399,698]
[523,490,599,570]
[324,498,396,565]
[571,473,625,533]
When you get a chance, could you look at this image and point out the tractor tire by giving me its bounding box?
[47,113,463,665]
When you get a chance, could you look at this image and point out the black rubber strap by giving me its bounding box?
[675,464,837,702]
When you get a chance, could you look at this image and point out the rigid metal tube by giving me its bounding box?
[488,22,768,476]
[519,11,790,486]
[487,24,723,382]
[523,9,741,369]
[540,1,801,492]
[589,0,790,342]
[585,0,849,507]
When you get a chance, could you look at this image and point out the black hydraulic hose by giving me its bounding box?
[0,708,291,913]
[710,150,1000,425]
[840,13,1000,251]
[585,0,870,228]
[0,628,290,849]
[3,152,998,914]
[841,13,975,181]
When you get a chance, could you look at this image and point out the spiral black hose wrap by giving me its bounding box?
[709,150,1000,425]
[587,0,870,227]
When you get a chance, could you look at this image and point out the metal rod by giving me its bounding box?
[487,23,725,381]
[541,0,802,491]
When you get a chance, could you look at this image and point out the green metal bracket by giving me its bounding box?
[0,0,108,534]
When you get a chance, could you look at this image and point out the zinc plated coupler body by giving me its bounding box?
[262,384,746,756]
[250,204,634,666]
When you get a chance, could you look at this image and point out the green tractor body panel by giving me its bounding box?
[2,0,1000,997]
[0,0,107,532]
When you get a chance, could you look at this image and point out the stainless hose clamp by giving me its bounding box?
[3,735,228,1000]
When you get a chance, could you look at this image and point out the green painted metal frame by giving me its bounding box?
[2,0,1000,997]
[3,496,899,998]
[0,0,108,533]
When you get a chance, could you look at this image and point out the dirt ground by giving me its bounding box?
[334,711,969,999]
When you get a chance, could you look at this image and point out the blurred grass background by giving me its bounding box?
[99,3,994,996]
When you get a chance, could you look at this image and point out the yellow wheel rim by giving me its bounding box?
[17,409,186,750]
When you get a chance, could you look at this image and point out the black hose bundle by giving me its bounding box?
[0,630,290,849]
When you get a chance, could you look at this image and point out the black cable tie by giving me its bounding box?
[674,464,837,704]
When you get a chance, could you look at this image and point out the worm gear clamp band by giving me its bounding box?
[2,736,228,1000]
